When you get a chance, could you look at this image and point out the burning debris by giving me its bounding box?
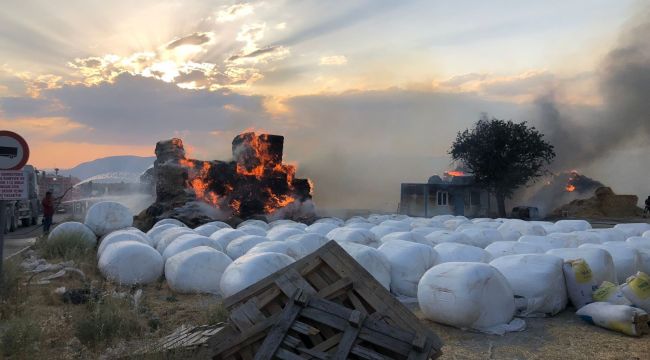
[135,132,315,229]
[550,186,643,218]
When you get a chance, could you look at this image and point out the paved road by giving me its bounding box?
[2,214,68,259]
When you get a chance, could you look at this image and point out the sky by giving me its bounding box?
[1,0,649,210]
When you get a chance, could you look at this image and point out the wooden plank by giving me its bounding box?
[291,321,320,336]
[347,290,369,315]
[350,345,393,360]
[276,348,309,360]
[310,333,342,352]
[333,310,365,359]
[275,268,317,298]
[317,277,353,299]
[305,271,330,290]
[254,290,306,360]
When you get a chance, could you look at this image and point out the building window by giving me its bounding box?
[470,191,481,206]
[437,191,448,206]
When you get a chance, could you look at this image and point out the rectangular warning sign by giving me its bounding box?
[0,170,28,200]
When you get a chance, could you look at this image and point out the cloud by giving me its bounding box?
[1,73,270,146]
[319,55,347,66]
[215,3,254,23]
[166,32,212,49]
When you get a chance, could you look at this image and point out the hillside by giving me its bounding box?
[60,155,155,180]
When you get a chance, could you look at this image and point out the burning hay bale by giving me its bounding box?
[551,187,643,218]
[135,132,315,229]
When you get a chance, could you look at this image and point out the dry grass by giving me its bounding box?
[0,316,42,358]
[73,296,145,348]
[37,233,93,263]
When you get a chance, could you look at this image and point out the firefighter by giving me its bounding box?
[42,191,54,233]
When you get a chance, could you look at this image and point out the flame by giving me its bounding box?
[445,170,465,177]
[566,184,576,192]
[176,131,311,217]
[565,170,578,192]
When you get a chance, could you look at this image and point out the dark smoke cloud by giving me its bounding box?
[536,9,650,170]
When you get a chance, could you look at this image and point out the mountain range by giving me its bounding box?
[59,155,155,180]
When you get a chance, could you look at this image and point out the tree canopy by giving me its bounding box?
[449,115,555,216]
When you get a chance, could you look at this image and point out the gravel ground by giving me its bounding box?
[414,309,649,360]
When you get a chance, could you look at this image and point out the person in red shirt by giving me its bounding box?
[42,191,54,233]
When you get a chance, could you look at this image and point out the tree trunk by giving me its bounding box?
[496,192,507,218]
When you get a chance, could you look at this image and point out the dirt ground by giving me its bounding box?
[416,309,650,360]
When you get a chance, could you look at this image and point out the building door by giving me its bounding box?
[453,192,465,216]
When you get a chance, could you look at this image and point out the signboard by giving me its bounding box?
[0,130,30,170]
[0,170,28,200]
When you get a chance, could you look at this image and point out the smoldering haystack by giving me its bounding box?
[135,133,315,229]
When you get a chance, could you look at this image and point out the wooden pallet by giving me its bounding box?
[208,241,442,359]
[215,289,433,359]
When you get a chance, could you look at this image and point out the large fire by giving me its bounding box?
[178,132,312,219]
[445,170,466,177]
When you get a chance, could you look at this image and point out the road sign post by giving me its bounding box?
[0,131,30,284]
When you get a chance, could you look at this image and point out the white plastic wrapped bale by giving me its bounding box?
[576,302,649,337]
[99,241,163,285]
[547,232,581,248]
[338,242,391,290]
[314,217,344,226]
[626,236,650,250]
[490,254,567,317]
[592,281,632,305]
[579,243,641,284]
[226,235,269,259]
[555,220,592,232]
[562,258,596,309]
[410,218,444,229]
[84,201,133,237]
[475,222,502,230]
[644,230,650,239]
[209,228,247,250]
[460,228,503,248]
[305,222,339,235]
[425,230,472,246]
[245,241,294,258]
[518,235,570,251]
[284,233,329,259]
[48,222,97,248]
[369,225,401,240]
[268,219,298,228]
[588,228,627,243]
[153,218,186,228]
[220,252,295,297]
[410,227,444,237]
[345,222,376,230]
[237,219,269,230]
[162,234,223,261]
[380,232,434,247]
[204,221,232,229]
[498,220,546,236]
[547,247,617,285]
[97,230,150,258]
[431,214,453,223]
[434,243,493,263]
[266,227,304,241]
[572,231,605,245]
[500,230,523,242]
[378,240,437,297]
[269,222,307,232]
[193,224,222,237]
[156,227,195,254]
[346,216,370,225]
[165,246,232,294]
[417,262,524,334]
[238,225,267,237]
[485,241,544,259]
[443,218,471,230]
[614,223,650,238]
[620,272,650,312]
[379,220,411,231]
[326,228,379,247]
[146,224,179,247]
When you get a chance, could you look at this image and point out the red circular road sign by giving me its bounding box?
[0,131,30,170]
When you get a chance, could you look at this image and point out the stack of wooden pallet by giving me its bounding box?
[134,241,443,359]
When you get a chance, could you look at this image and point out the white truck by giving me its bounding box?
[3,165,40,233]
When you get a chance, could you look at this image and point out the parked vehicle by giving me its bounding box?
[3,165,40,233]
